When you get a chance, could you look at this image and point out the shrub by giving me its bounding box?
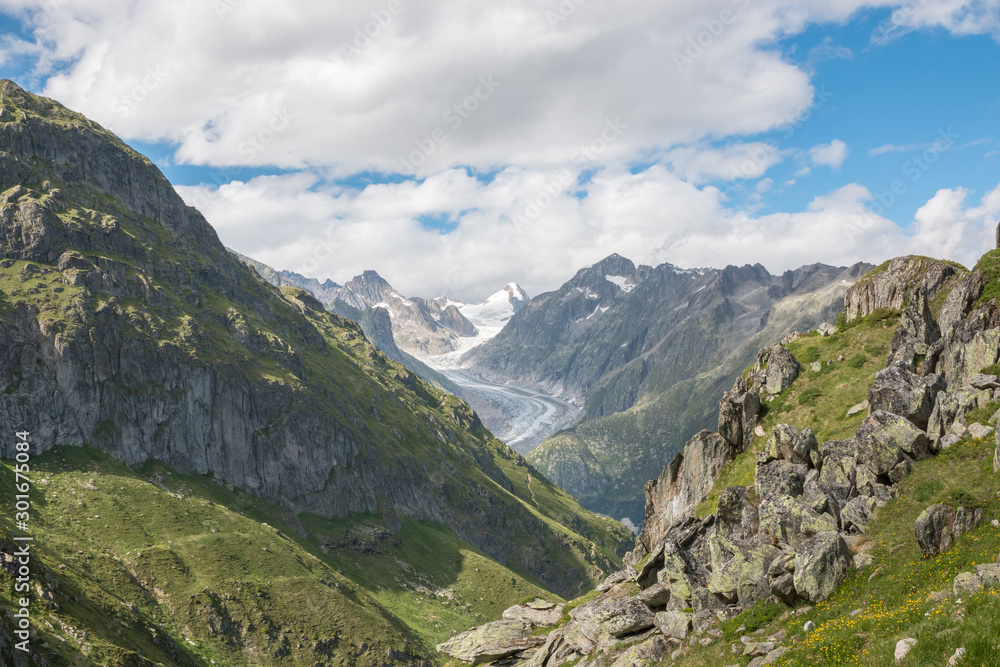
[846,354,868,369]
[948,489,980,508]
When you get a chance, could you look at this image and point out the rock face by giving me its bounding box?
[914,504,983,558]
[0,80,631,597]
[639,431,735,548]
[844,256,962,322]
[868,367,944,430]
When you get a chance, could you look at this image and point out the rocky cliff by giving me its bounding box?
[0,80,630,600]
[437,248,1000,666]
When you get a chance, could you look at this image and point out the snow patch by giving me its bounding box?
[605,275,636,293]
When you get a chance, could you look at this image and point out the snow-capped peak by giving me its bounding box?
[459,283,530,329]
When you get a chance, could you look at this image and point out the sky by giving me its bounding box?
[0,0,998,302]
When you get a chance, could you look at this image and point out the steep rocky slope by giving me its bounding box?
[519,259,869,524]
[0,78,631,634]
[435,250,1000,666]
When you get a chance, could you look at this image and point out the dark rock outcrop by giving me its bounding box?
[914,504,983,558]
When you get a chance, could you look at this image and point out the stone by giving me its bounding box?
[817,322,836,337]
[762,647,789,664]
[995,428,1000,473]
[653,611,692,641]
[940,434,962,450]
[743,641,774,657]
[846,400,869,417]
[436,619,542,664]
[636,582,671,607]
[755,425,766,437]
[811,361,822,372]
[915,504,983,558]
[719,389,762,453]
[803,620,815,632]
[948,647,966,666]
[867,366,944,430]
[761,424,820,467]
[856,410,930,475]
[968,422,993,439]
[888,458,913,485]
[755,460,809,498]
[818,450,857,506]
[609,636,668,667]
[971,374,1000,390]
[519,629,566,667]
[793,532,850,603]
[974,563,1000,586]
[502,601,563,627]
[769,573,798,605]
[594,595,656,637]
[853,552,874,569]
[758,494,838,548]
[597,569,634,593]
[895,638,917,662]
[841,495,877,533]
[953,572,983,597]
[765,346,800,395]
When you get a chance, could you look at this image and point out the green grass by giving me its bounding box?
[0,446,583,665]
[975,249,1000,308]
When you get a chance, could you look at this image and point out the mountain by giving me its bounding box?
[465,254,871,524]
[437,252,1000,666]
[232,249,470,400]
[0,80,631,664]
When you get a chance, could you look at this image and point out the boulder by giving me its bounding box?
[436,619,542,664]
[867,367,944,430]
[914,504,983,558]
[765,346,799,395]
[597,569,636,593]
[817,449,858,506]
[594,595,656,637]
[719,389,762,453]
[793,532,850,603]
[974,563,1000,586]
[655,542,708,606]
[953,572,983,597]
[895,638,917,662]
[970,374,1000,390]
[755,460,809,498]
[761,425,820,467]
[758,494,838,548]
[609,636,668,667]
[995,430,1000,473]
[636,582,671,607]
[967,422,993,439]
[841,495,877,533]
[653,611,692,641]
[856,410,930,475]
[846,400,869,417]
[817,322,836,337]
[769,573,798,605]
[519,629,566,667]
[716,486,755,541]
[928,388,985,440]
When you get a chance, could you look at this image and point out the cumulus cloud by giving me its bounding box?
[809,139,850,169]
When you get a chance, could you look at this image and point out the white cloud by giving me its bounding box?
[809,139,849,169]
[178,169,999,301]
[662,142,786,183]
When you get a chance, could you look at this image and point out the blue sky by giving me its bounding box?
[1,1,998,299]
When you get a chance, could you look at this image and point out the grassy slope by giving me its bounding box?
[0,446,564,665]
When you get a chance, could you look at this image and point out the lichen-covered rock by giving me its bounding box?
[855,410,929,475]
[656,542,708,606]
[953,572,984,597]
[761,425,820,467]
[758,494,838,548]
[719,389,762,453]
[765,346,799,395]
[755,460,809,498]
[436,619,541,664]
[653,611,692,641]
[817,446,858,506]
[502,600,563,627]
[841,495,877,533]
[844,256,962,322]
[636,582,671,607]
[594,596,656,637]
[793,532,850,603]
[609,636,668,667]
[769,573,798,604]
[867,367,945,430]
[914,504,983,558]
